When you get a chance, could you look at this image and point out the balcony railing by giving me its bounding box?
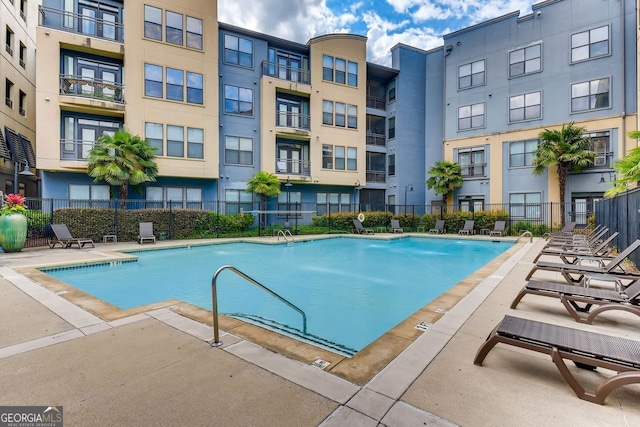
[366,132,386,146]
[19,59,25,68]
[19,108,25,116]
[60,74,124,104]
[39,6,124,43]
[461,164,487,177]
[276,158,311,176]
[275,111,310,131]
[60,139,95,161]
[5,98,13,108]
[262,61,310,85]
[366,96,385,110]
[366,170,386,183]
[6,44,13,56]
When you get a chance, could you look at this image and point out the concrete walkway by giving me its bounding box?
[0,237,638,426]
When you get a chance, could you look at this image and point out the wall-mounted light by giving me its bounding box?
[599,172,616,183]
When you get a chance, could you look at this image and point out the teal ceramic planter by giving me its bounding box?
[0,213,28,253]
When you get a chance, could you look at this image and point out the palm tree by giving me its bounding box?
[86,130,159,208]
[246,171,281,226]
[532,122,596,226]
[605,130,640,197]
[426,160,463,205]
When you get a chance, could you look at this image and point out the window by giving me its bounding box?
[388,80,396,102]
[20,0,26,20]
[348,62,358,87]
[224,34,253,67]
[458,147,486,177]
[186,16,203,50]
[347,147,357,171]
[145,122,163,155]
[167,125,183,157]
[69,184,109,200]
[585,131,611,168]
[18,90,25,116]
[147,187,202,208]
[509,91,541,122]
[347,105,357,129]
[335,146,345,170]
[458,59,484,89]
[509,139,538,167]
[509,192,541,219]
[186,188,202,209]
[571,78,610,112]
[166,11,183,45]
[167,187,184,208]
[322,100,333,125]
[459,196,485,213]
[335,103,345,127]
[187,127,203,159]
[572,25,608,62]
[144,63,163,98]
[186,72,203,104]
[225,135,253,165]
[322,144,333,168]
[144,5,162,40]
[388,117,395,139]
[5,26,14,56]
[277,191,302,218]
[166,68,183,101]
[509,44,541,77]
[5,79,13,108]
[316,193,351,215]
[388,154,395,176]
[335,58,346,84]
[322,55,334,81]
[458,103,485,130]
[225,189,253,215]
[224,85,253,116]
[19,42,25,68]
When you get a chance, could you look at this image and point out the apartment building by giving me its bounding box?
[0,0,38,196]
[36,0,218,206]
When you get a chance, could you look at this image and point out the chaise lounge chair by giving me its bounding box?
[511,279,640,324]
[390,219,403,233]
[533,232,618,264]
[543,221,577,239]
[474,315,640,404]
[138,222,157,244]
[48,224,95,249]
[353,219,374,235]
[458,220,475,235]
[544,226,608,249]
[429,220,446,234]
[490,220,506,237]
[525,239,640,284]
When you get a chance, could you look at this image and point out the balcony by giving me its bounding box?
[366,170,386,183]
[366,132,386,147]
[19,108,25,116]
[262,61,310,85]
[39,6,124,43]
[60,74,124,104]
[275,111,310,132]
[60,139,94,161]
[6,44,13,56]
[5,98,13,108]
[276,158,310,176]
[366,96,385,110]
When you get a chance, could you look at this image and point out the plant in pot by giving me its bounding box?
[0,193,28,252]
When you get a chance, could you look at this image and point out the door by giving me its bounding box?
[571,195,601,225]
[277,143,303,174]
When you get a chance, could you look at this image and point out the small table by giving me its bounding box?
[581,273,623,292]
[103,234,117,244]
[377,226,387,233]
[480,229,491,235]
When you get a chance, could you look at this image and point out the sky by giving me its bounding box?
[218,0,540,66]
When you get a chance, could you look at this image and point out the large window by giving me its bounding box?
[322,101,333,125]
[335,103,345,127]
[144,6,162,40]
[225,189,253,214]
[335,58,346,84]
[509,91,541,122]
[388,80,396,102]
[146,123,203,159]
[458,59,485,89]
[166,11,183,45]
[224,34,253,67]
[144,63,163,98]
[316,193,351,215]
[322,55,358,87]
[225,135,253,165]
[167,125,184,157]
[148,187,202,209]
[571,78,610,112]
[347,105,357,129]
[145,122,163,155]
[459,196,485,213]
[509,192,541,219]
[69,184,110,201]
[348,62,358,87]
[347,147,357,171]
[322,100,357,129]
[321,145,356,171]
[458,103,485,130]
[509,44,541,77]
[388,117,395,139]
[509,139,538,168]
[322,55,333,81]
[322,144,333,168]
[572,25,608,62]
[186,72,203,104]
[388,154,395,176]
[186,16,203,50]
[335,146,345,170]
[224,85,253,116]
[458,147,486,177]
[166,68,183,101]
[187,127,203,159]
[585,131,611,168]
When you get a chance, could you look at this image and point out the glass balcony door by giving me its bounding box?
[79,1,119,40]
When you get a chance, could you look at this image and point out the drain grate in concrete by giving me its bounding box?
[311,359,331,369]
[415,322,433,331]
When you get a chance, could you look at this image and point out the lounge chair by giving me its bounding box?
[489,221,506,237]
[390,219,403,233]
[543,221,577,239]
[48,224,95,249]
[533,232,618,264]
[510,279,640,324]
[429,220,445,234]
[353,219,374,235]
[458,220,474,235]
[544,226,608,248]
[474,315,640,404]
[525,239,640,284]
[138,222,157,244]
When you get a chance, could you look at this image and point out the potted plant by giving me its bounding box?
[0,193,28,252]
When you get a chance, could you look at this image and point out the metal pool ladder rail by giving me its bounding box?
[277,229,294,242]
[210,265,307,347]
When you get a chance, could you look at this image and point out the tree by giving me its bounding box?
[532,122,596,226]
[426,160,463,204]
[605,130,640,197]
[246,171,281,226]
[86,130,159,208]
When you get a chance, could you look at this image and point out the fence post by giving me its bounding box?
[114,200,118,237]
[169,203,173,239]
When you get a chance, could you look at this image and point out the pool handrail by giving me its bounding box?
[277,229,294,242]
[210,265,307,347]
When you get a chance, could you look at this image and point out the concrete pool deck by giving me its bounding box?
[0,235,638,426]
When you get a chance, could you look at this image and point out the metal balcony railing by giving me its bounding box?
[366,96,385,110]
[60,139,96,161]
[275,111,310,131]
[5,98,13,108]
[19,108,25,116]
[366,170,386,183]
[60,74,124,103]
[461,164,487,177]
[19,59,25,68]
[39,6,124,42]
[275,158,311,176]
[366,132,386,146]
[262,61,310,85]
[6,44,13,56]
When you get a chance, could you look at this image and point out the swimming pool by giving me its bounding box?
[43,237,513,355]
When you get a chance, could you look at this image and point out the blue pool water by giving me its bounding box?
[44,237,512,354]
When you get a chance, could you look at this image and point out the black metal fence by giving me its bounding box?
[595,188,640,267]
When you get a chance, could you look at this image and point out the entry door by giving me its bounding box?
[80,128,95,160]
[571,196,601,225]
[79,6,97,36]
[278,144,302,174]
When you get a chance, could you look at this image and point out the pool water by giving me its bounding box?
[44,237,512,354]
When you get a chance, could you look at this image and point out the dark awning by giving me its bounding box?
[0,128,12,160]
[3,126,36,167]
